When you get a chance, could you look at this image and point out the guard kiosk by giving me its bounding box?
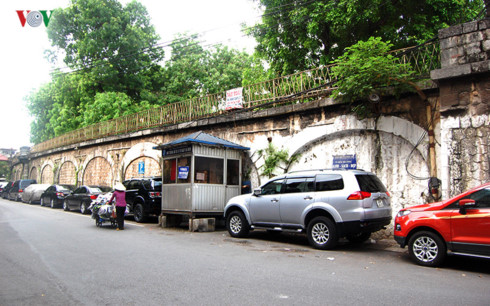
[153,131,249,230]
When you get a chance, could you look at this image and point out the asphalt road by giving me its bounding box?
[1,198,489,305]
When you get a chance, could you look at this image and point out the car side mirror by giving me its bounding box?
[253,188,262,197]
[459,199,476,215]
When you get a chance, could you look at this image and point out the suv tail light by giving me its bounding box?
[56,192,64,197]
[150,192,161,197]
[90,195,98,200]
[19,189,23,193]
[347,191,371,200]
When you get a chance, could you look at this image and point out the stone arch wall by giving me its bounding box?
[290,129,429,209]
[83,156,112,186]
[124,156,161,180]
[29,166,38,181]
[59,161,77,185]
[41,164,54,184]
[121,142,161,180]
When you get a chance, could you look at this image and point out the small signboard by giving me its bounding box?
[162,146,192,157]
[178,166,189,179]
[333,154,357,169]
[225,87,244,110]
[138,161,145,174]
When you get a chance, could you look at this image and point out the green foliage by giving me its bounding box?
[81,92,152,126]
[241,53,274,87]
[258,143,300,178]
[249,0,484,76]
[331,37,417,112]
[160,34,253,103]
[0,162,10,180]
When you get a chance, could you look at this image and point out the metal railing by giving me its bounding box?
[31,41,440,153]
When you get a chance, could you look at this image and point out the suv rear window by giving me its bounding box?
[355,174,387,193]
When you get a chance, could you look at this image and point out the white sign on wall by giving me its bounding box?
[225,87,244,110]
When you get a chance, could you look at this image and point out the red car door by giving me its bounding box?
[450,187,490,254]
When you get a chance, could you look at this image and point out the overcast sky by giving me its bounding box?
[0,0,260,151]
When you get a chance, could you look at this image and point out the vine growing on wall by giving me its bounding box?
[257,142,301,178]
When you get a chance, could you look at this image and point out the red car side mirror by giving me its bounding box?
[459,199,476,215]
[459,199,476,207]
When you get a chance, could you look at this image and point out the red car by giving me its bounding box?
[394,182,490,267]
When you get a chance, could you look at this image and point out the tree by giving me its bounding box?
[160,34,253,103]
[47,0,164,99]
[249,0,484,76]
[331,37,417,117]
[28,0,164,143]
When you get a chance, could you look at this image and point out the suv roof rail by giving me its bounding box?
[288,168,366,174]
[128,176,161,180]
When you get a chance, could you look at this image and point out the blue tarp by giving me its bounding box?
[153,131,249,151]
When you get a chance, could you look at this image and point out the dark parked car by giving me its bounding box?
[63,185,112,214]
[0,181,12,198]
[8,179,37,201]
[123,177,162,222]
[40,184,76,208]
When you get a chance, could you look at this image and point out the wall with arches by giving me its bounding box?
[23,93,437,238]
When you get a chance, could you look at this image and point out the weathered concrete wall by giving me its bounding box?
[15,95,432,228]
[432,19,490,197]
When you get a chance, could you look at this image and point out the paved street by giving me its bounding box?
[1,198,489,305]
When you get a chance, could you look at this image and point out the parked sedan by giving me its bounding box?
[63,185,112,214]
[21,184,50,204]
[40,184,76,208]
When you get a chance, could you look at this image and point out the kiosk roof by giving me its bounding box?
[153,131,249,151]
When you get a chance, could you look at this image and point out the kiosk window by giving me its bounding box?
[226,159,240,186]
[163,159,176,184]
[195,156,223,184]
[177,157,191,184]
[164,157,191,184]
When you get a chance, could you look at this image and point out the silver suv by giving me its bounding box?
[224,169,392,250]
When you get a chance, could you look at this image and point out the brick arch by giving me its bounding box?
[59,161,76,185]
[29,166,38,181]
[41,164,54,184]
[83,156,112,187]
[124,156,161,180]
[287,115,428,161]
[121,142,161,180]
[287,123,430,224]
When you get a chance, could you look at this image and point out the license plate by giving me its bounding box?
[376,199,384,207]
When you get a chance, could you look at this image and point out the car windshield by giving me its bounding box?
[355,174,387,193]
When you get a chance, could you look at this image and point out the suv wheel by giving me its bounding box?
[63,200,70,211]
[40,198,45,206]
[307,216,338,250]
[408,231,446,267]
[133,203,147,223]
[226,210,249,238]
[50,199,56,208]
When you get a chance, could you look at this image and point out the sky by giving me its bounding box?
[0,0,261,151]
